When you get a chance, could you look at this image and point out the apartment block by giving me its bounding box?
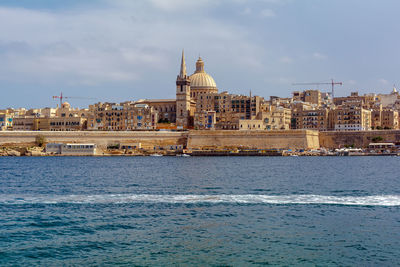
[87,102,157,131]
[291,108,330,130]
[330,105,371,131]
[292,90,322,107]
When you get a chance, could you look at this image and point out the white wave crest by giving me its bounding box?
[0,194,399,206]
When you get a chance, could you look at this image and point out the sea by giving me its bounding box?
[0,156,399,266]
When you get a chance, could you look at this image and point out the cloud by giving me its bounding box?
[379,78,389,85]
[278,77,291,84]
[233,0,287,4]
[280,56,293,63]
[260,0,288,3]
[312,52,327,60]
[347,80,357,85]
[147,0,216,11]
[241,7,252,15]
[0,0,339,108]
[260,8,276,18]
[0,3,265,88]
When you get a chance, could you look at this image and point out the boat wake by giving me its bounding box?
[0,194,399,206]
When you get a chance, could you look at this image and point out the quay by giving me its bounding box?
[190,149,283,156]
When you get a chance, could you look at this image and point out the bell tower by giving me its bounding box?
[176,50,191,129]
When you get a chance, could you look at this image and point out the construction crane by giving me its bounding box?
[52,92,96,107]
[292,79,343,99]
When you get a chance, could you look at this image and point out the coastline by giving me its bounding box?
[1,129,399,157]
[1,146,398,157]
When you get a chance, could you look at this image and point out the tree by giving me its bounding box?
[371,136,383,142]
[35,134,46,147]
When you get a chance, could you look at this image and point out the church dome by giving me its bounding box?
[62,102,71,108]
[189,57,217,90]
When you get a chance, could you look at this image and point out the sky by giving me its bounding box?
[1,0,400,109]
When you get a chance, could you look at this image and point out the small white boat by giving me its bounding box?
[176,154,191,157]
[150,154,163,157]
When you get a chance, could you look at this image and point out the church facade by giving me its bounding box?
[176,50,218,129]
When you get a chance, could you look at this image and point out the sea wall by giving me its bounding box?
[0,131,187,149]
[5,130,399,150]
[319,130,400,148]
[187,130,320,150]
[0,130,320,150]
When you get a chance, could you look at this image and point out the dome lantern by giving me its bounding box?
[195,57,205,73]
[189,57,217,91]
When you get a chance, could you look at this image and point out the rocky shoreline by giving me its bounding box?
[2,145,398,157]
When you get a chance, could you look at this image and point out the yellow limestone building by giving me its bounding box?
[176,50,218,129]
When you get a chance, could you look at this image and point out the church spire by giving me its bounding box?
[179,49,187,78]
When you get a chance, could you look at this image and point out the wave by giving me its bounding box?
[0,194,399,206]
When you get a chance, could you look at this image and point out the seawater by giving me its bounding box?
[0,156,399,266]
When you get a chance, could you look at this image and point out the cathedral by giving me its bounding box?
[175,50,218,129]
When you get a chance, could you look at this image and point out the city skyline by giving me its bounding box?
[1,0,400,108]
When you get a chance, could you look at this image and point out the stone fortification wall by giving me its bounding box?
[3,130,399,150]
[187,130,319,150]
[319,130,400,148]
[0,130,320,150]
[0,131,187,149]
